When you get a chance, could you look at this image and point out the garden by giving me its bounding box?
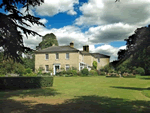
[0,76,150,113]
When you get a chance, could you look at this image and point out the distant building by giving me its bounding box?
[35,42,110,75]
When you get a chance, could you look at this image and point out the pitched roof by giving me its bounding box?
[35,46,79,53]
[91,53,110,58]
[35,45,110,58]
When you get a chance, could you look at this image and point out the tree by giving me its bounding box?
[0,0,44,62]
[117,49,126,60]
[36,33,59,50]
[92,61,97,70]
[117,26,150,74]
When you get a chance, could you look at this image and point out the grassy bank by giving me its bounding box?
[0,76,150,113]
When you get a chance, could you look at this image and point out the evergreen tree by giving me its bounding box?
[0,0,44,62]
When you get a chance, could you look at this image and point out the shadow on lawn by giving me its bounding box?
[0,95,150,113]
[0,87,60,99]
[140,78,150,80]
[110,86,150,91]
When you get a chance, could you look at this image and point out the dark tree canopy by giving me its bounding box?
[0,0,45,62]
[36,33,59,50]
[117,26,150,74]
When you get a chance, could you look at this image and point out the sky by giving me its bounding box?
[1,0,150,62]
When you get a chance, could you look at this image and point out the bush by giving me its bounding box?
[100,72,106,76]
[101,64,112,73]
[93,61,97,69]
[81,68,89,76]
[77,71,82,76]
[0,77,53,90]
[135,67,145,75]
[24,68,32,74]
[23,73,37,77]
[89,70,98,76]
[0,74,5,77]
[71,70,77,76]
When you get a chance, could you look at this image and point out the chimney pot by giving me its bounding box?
[70,41,74,48]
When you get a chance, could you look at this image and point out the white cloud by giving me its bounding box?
[75,0,150,27]
[39,18,48,24]
[67,9,77,15]
[35,0,79,16]
[86,22,135,44]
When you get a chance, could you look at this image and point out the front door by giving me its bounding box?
[55,66,59,74]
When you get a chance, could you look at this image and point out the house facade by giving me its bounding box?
[35,42,110,75]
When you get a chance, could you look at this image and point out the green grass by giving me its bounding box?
[0,76,150,113]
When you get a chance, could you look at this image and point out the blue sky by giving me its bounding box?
[0,0,150,61]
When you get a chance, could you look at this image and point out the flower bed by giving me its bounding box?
[106,73,120,78]
[122,73,136,78]
[106,76,120,78]
[123,76,136,78]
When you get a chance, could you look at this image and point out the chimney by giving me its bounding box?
[70,41,74,48]
[83,45,89,52]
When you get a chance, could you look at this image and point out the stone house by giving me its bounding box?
[35,42,110,75]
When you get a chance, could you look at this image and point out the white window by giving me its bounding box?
[45,54,49,60]
[66,53,69,59]
[98,58,100,63]
[56,53,59,59]
[45,65,49,72]
[66,64,70,71]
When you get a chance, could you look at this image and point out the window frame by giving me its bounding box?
[98,58,100,63]
[65,64,70,71]
[66,53,69,59]
[45,54,49,60]
[45,65,49,72]
[56,53,59,59]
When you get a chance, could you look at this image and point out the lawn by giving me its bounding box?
[0,76,150,113]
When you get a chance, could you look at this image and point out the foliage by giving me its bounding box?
[0,77,53,90]
[81,68,89,76]
[116,59,132,74]
[0,0,45,62]
[117,26,150,74]
[23,53,35,71]
[24,68,32,74]
[89,70,98,76]
[92,61,97,69]
[0,74,5,77]
[101,64,113,73]
[23,73,37,77]
[106,73,119,77]
[135,67,145,75]
[37,66,44,75]
[36,33,59,50]
[100,72,106,76]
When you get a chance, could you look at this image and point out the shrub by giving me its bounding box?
[24,68,32,74]
[77,71,82,76]
[0,74,5,77]
[100,72,106,76]
[102,64,112,73]
[93,61,97,69]
[72,67,77,70]
[135,67,145,75]
[71,70,77,76]
[89,70,98,76]
[0,77,53,90]
[23,73,37,77]
[81,68,89,76]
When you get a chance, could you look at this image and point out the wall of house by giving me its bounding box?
[97,58,110,70]
[35,52,80,72]
[79,54,84,63]
[83,55,93,66]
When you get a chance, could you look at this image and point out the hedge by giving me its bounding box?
[0,77,53,90]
